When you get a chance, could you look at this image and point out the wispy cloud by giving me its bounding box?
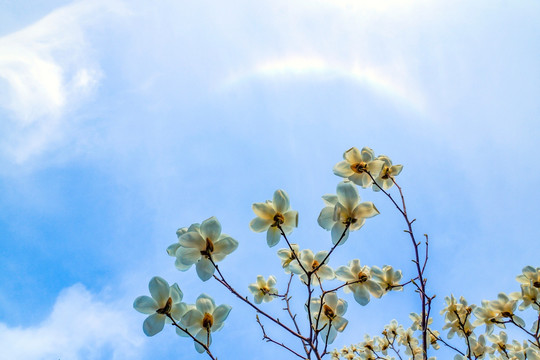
[0,0,128,165]
[0,284,143,360]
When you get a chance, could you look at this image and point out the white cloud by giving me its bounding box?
[0,0,128,165]
[0,283,143,360]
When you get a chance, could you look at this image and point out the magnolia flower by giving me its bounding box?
[428,329,441,350]
[490,293,525,327]
[276,244,301,273]
[371,155,403,192]
[289,249,335,285]
[516,266,540,288]
[510,284,540,311]
[133,276,188,336]
[469,335,493,359]
[371,265,403,292]
[317,181,379,245]
[180,294,232,353]
[249,189,298,247]
[248,275,278,304]
[488,331,509,355]
[335,259,383,306]
[167,224,201,271]
[409,312,433,331]
[308,292,348,344]
[333,147,384,188]
[176,217,238,281]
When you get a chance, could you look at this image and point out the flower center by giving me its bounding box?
[323,304,335,320]
[501,311,512,317]
[381,166,391,179]
[156,297,172,315]
[272,213,285,227]
[350,162,367,174]
[357,272,368,283]
[200,238,214,258]
[202,312,213,330]
[312,260,320,270]
[533,281,540,288]
[261,286,270,294]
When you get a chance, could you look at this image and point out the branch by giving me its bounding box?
[256,315,305,359]
[166,314,218,360]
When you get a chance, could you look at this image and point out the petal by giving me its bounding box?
[353,287,371,306]
[201,216,222,241]
[336,181,359,212]
[267,275,277,287]
[321,194,338,206]
[283,210,298,228]
[149,277,170,304]
[288,260,303,275]
[179,231,205,249]
[317,265,335,281]
[213,236,239,255]
[335,266,356,282]
[195,330,211,353]
[252,202,275,219]
[175,257,192,271]
[273,189,290,213]
[177,247,202,266]
[266,227,281,247]
[196,258,215,281]
[367,281,383,298]
[301,249,315,264]
[332,316,348,333]
[171,302,188,321]
[391,164,403,176]
[143,313,166,336]
[133,296,158,314]
[166,243,180,256]
[324,292,338,309]
[170,283,183,303]
[249,217,272,232]
[182,309,203,327]
[349,218,366,231]
[353,202,379,219]
[360,147,375,162]
[196,293,216,314]
[333,160,354,177]
[343,147,362,163]
[325,326,338,344]
[317,206,335,230]
[348,173,365,186]
[212,304,232,327]
[331,222,349,245]
[336,299,348,316]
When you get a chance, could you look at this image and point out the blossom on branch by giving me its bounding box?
[175,217,238,281]
[308,292,348,344]
[335,259,383,306]
[371,155,403,192]
[276,244,301,273]
[289,249,335,285]
[249,189,298,247]
[248,275,278,304]
[318,181,379,245]
[180,293,232,353]
[333,147,383,188]
[133,276,188,336]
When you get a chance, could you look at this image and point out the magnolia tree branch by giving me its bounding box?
[256,315,306,359]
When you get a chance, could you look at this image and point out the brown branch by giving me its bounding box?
[256,315,305,359]
[166,314,218,360]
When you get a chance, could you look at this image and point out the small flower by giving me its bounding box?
[335,259,383,306]
[289,249,335,285]
[133,276,188,336]
[176,217,238,281]
[277,244,301,273]
[317,181,379,245]
[308,292,348,344]
[371,155,403,191]
[516,266,540,288]
[370,265,403,292]
[248,275,278,304]
[333,147,384,188]
[249,189,298,247]
[409,312,433,331]
[180,294,232,353]
[167,223,201,271]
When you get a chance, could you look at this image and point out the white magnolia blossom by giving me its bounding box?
[133,276,188,336]
[176,217,238,281]
[249,189,298,247]
[167,224,200,271]
[308,292,348,344]
[180,293,232,353]
[318,181,379,245]
[276,244,301,273]
[289,249,335,285]
[248,275,278,304]
[371,155,403,192]
[335,259,383,306]
[371,265,403,292]
[516,266,540,288]
[333,147,384,188]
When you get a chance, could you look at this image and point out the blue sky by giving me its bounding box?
[1,0,539,359]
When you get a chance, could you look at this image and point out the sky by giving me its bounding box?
[0,0,539,359]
